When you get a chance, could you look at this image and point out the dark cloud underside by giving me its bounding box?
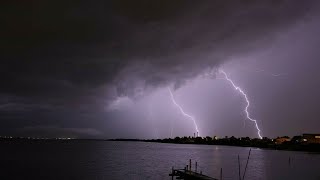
[0,0,318,137]
[1,1,314,98]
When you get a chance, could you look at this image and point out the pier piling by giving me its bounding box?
[195,161,198,173]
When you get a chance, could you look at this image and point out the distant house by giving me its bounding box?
[291,136,303,143]
[275,136,291,144]
[301,134,320,144]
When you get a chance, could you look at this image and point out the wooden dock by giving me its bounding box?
[169,169,218,180]
[169,159,219,180]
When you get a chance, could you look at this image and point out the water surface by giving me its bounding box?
[0,141,319,180]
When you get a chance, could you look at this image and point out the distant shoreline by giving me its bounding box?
[108,138,320,153]
[1,137,320,153]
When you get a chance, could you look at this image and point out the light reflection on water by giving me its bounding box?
[0,141,320,180]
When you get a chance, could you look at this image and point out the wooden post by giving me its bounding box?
[242,148,251,180]
[238,155,241,180]
[171,166,174,180]
[189,159,192,171]
[186,165,189,172]
[288,156,291,166]
[195,161,197,173]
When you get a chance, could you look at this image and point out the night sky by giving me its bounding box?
[1,1,320,139]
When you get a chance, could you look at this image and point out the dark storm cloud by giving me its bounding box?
[1,1,315,99]
[1,0,318,137]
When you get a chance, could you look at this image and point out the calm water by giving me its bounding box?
[0,141,320,180]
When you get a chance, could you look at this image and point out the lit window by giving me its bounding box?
[303,139,307,142]
[315,136,320,139]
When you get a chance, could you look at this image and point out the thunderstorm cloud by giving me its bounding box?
[1,0,319,138]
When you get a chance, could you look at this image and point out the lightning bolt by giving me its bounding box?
[220,70,263,139]
[168,88,200,136]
